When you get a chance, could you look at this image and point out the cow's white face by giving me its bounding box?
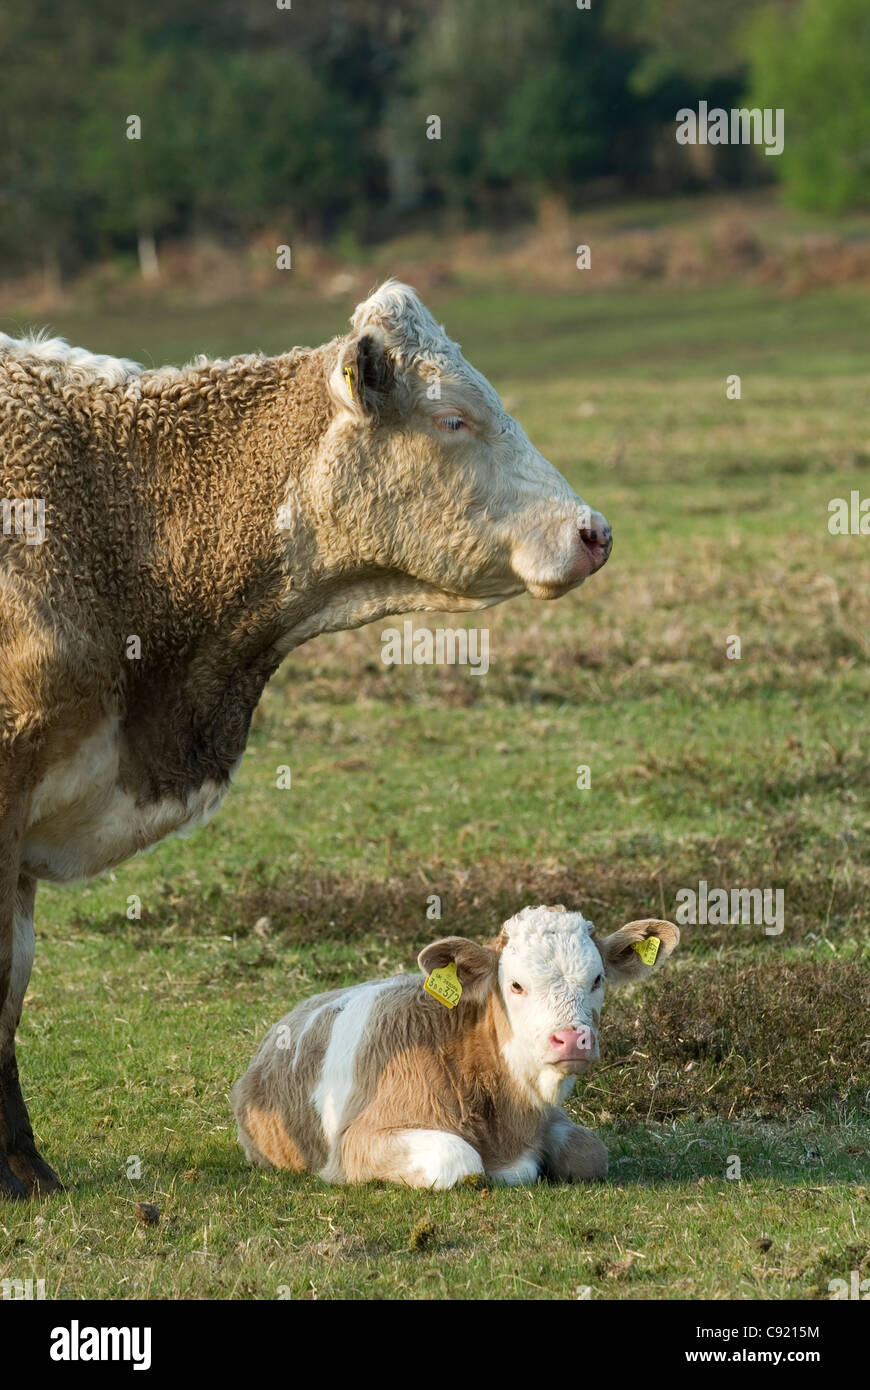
[321,281,611,610]
[498,907,607,1085]
[496,907,679,1102]
[418,907,679,1107]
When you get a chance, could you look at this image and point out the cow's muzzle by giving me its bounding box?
[549,1027,599,1063]
[578,511,612,575]
[512,505,612,599]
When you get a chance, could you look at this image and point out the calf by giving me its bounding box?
[0,281,611,1197]
[232,906,679,1188]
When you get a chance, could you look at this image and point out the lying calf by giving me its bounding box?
[232,905,678,1189]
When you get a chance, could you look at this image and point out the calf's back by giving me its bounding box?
[232,972,538,1182]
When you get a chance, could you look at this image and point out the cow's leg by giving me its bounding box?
[539,1109,607,1183]
[487,1151,542,1186]
[340,1121,485,1190]
[0,874,62,1197]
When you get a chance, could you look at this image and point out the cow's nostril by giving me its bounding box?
[580,522,612,551]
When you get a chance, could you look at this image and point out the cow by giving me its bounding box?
[232,907,679,1188]
[0,282,612,1198]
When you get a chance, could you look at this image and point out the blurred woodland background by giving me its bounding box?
[2,0,869,297]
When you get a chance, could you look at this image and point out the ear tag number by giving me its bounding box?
[343,365,355,400]
[632,935,660,966]
[424,961,462,1009]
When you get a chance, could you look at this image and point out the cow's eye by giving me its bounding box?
[592,975,603,991]
[510,981,525,995]
[436,415,466,432]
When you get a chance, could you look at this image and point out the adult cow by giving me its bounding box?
[0,281,611,1197]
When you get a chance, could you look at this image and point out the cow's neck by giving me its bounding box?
[116,350,324,791]
[451,993,567,1116]
[118,349,465,793]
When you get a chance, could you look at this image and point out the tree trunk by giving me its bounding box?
[137,227,160,281]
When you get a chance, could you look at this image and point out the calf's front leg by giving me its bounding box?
[340,1120,485,1190]
[539,1108,608,1182]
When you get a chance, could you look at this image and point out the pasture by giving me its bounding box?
[1,281,867,1299]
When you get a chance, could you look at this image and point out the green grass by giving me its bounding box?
[1,280,868,1299]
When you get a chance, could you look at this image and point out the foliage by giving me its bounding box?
[747,0,870,212]
[0,1,865,276]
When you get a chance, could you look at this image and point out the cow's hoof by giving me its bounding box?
[0,1156,29,1200]
[8,1147,64,1197]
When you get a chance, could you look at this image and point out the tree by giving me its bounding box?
[604,0,764,92]
[0,7,115,283]
[187,52,361,241]
[401,0,651,217]
[746,0,870,212]
[78,35,195,278]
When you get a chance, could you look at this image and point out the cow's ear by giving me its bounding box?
[417,937,499,1004]
[598,919,679,984]
[330,331,394,420]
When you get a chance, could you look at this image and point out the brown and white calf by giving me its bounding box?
[232,907,678,1188]
[0,282,611,1197]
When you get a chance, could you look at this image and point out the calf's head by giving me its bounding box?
[418,905,678,1101]
[314,281,611,610]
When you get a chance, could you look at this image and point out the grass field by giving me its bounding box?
[1,280,868,1300]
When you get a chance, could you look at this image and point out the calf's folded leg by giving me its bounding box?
[340,1121,485,1190]
[539,1108,608,1183]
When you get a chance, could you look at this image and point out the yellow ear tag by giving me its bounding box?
[343,365,355,400]
[632,935,660,966]
[424,961,462,1009]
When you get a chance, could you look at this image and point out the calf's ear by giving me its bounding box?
[417,937,500,1004]
[597,919,679,985]
[330,330,394,420]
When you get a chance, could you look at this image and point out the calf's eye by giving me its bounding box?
[510,981,525,994]
[592,975,603,990]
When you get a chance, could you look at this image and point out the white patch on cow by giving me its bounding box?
[488,1150,540,1186]
[291,977,402,1068]
[23,717,238,881]
[311,978,398,1147]
[0,331,142,386]
[0,888,35,1045]
[400,1129,484,1190]
[499,1045,574,1107]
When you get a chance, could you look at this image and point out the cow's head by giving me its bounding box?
[418,905,678,1104]
[316,281,611,611]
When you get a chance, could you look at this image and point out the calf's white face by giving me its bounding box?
[419,905,679,1104]
[322,281,611,609]
[499,907,607,1072]
[498,908,679,1092]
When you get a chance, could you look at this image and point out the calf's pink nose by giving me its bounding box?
[550,1028,595,1060]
